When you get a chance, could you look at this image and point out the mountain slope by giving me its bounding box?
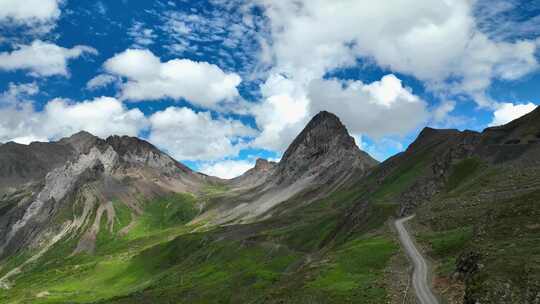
[0,132,210,262]
[196,111,378,225]
[0,108,538,304]
[0,111,394,304]
[349,106,540,303]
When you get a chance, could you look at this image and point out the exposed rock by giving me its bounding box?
[454,251,482,281]
[229,158,277,189]
[0,131,209,260]
[274,111,378,185]
[206,111,379,225]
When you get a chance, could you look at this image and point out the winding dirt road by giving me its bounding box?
[395,215,439,304]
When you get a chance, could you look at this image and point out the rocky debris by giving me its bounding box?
[254,158,276,172]
[454,251,482,281]
[0,141,74,190]
[375,106,540,215]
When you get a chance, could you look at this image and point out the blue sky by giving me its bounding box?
[0,0,539,178]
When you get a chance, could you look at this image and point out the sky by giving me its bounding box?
[0,0,539,179]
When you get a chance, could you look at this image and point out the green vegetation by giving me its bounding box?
[371,150,431,202]
[127,193,198,238]
[446,157,484,191]
[419,226,473,257]
[416,165,540,302]
[307,237,397,302]
[0,181,403,304]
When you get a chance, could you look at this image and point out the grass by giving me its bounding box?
[306,237,397,302]
[370,150,431,202]
[0,184,401,304]
[419,226,473,257]
[446,157,484,191]
[127,193,198,239]
[416,165,540,303]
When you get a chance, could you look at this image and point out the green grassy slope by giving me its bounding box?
[414,162,540,303]
[0,181,403,304]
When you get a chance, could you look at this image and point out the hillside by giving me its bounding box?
[351,106,540,303]
[0,109,538,304]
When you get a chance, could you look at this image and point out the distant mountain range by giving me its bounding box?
[0,107,538,303]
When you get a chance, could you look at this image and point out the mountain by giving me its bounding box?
[229,158,277,189]
[195,111,378,225]
[0,109,538,304]
[0,132,210,260]
[349,106,540,303]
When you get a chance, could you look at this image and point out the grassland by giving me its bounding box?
[0,183,402,304]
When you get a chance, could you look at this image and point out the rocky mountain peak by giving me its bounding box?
[253,158,276,172]
[281,111,359,163]
[59,130,102,154]
[105,135,158,157]
[273,111,378,186]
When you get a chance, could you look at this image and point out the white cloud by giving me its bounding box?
[255,0,539,107]
[489,102,537,126]
[0,0,60,23]
[0,95,148,144]
[308,75,429,138]
[250,74,310,151]
[248,73,428,152]
[199,160,255,179]
[148,107,256,161]
[104,49,242,109]
[128,22,157,48]
[0,82,39,105]
[42,97,148,139]
[432,101,456,123]
[0,40,97,77]
[86,74,117,90]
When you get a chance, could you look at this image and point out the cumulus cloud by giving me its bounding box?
[0,95,148,144]
[199,160,255,179]
[103,49,242,109]
[42,97,148,139]
[0,82,39,105]
[309,75,429,138]
[432,101,457,123]
[0,40,97,77]
[248,73,428,151]
[489,102,537,126]
[86,74,117,90]
[255,0,539,107]
[0,0,60,23]
[148,107,257,161]
[249,74,310,151]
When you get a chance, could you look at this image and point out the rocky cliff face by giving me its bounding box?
[0,132,208,260]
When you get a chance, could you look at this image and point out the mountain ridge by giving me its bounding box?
[0,108,538,303]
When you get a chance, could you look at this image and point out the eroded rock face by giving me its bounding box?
[0,132,205,259]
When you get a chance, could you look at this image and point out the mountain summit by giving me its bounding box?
[202,111,379,224]
[276,111,378,185]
